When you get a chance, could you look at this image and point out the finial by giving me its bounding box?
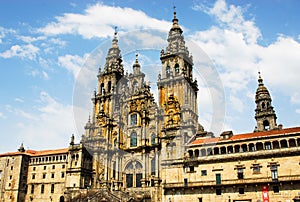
[173,5,177,19]
[135,52,139,63]
[88,114,91,123]
[70,134,74,145]
[258,71,263,86]
[114,26,118,36]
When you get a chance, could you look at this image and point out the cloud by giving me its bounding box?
[0,26,16,44]
[37,3,171,39]
[0,112,6,119]
[58,54,88,79]
[0,44,39,60]
[189,0,300,133]
[15,91,76,150]
[14,98,24,103]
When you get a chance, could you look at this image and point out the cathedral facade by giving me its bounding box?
[1,11,300,202]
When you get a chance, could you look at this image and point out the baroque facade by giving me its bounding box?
[1,11,300,202]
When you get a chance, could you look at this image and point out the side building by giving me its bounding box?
[0,137,93,202]
[162,74,300,202]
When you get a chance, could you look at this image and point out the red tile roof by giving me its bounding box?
[0,148,68,157]
[190,127,300,146]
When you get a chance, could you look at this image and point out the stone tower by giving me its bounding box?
[255,72,277,131]
[158,9,199,159]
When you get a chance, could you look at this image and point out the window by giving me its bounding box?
[151,158,155,175]
[166,66,170,77]
[9,175,12,179]
[189,166,194,172]
[216,174,221,185]
[0,170,2,179]
[216,188,221,195]
[130,114,137,126]
[253,164,261,173]
[184,178,188,188]
[114,139,117,150]
[126,174,133,188]
[31,185,34,194]
[108,81,111,93]
[32,174,35,179]
[175,64,179,75]
[43,166,46,170]
[271,165,278,180]
[130,132,137,147]
[8,183,11,187]
[237,168,244,179]
[10,166,13,170]
[136,173,142,187]
[52,165,55,169]
[239,187,244,194]
[51,173,55,178]
[100,83,105,94]
[62,165,65,169]
[273,185,279,193]
[41,184,44,194]
[151,133,156,145]
[33,167,36,171]
[43,173,46,179]
[61,172,65,178]
[201,170,207,176]
[51,184,55,193]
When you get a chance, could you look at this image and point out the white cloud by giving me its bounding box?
[14,98,24,103]
[0,44,39,60]
[15,91,76,150]
[37,3,171,39]
[0,26,16,44]
[190,0,300,133]
[58,54,89,79]
[0,112,6,119]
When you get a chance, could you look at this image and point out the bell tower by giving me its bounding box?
[254,72,277,131]
[158,9,199,159]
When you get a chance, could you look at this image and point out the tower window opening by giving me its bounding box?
[263,120,270,130]
[175,64,179,75]
[262,102,266,109]
[166,66,170,78]
[101,83,105,94]
[108,81,111,93]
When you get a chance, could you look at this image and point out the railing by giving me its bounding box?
[163,174,300,189]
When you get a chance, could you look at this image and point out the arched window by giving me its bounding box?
[125,161,143,188]
[130,114,137,126]
[114,139,117,149]
[262,102,265,109]
[108,81,111,93]
[151,133,156,145]
[175,64,179,75]
[100,83,105,94]
[263,120,270,130]
[130,132,137,147]
[166,66,170,78]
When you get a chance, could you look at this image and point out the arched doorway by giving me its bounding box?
[59,196,64,202]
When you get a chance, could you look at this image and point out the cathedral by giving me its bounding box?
[1,11,300,202]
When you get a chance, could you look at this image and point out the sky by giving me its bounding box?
[0,0,300,153]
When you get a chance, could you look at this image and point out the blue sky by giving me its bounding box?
[1,0,300,153]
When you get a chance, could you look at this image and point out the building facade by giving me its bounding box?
[1,11,300,202]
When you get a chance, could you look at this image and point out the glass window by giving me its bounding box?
[271,165,278,180]
[130,114,137,126]
[126,174,133,188]
[136,173,142,187]
[239,187,244,194]
[151,133,156,145]
[130,132,137,147]
[51,184,55,193]
[175,64,179,75]
[201,170,207,176]
[31,185,34,194]
[216,174,221,185]
[41,184,44,194]
[237,168,244,179]
[216,188,221,195]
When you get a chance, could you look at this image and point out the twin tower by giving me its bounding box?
[81,10,278,195]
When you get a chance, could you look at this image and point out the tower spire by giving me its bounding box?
[254,72,277,132]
